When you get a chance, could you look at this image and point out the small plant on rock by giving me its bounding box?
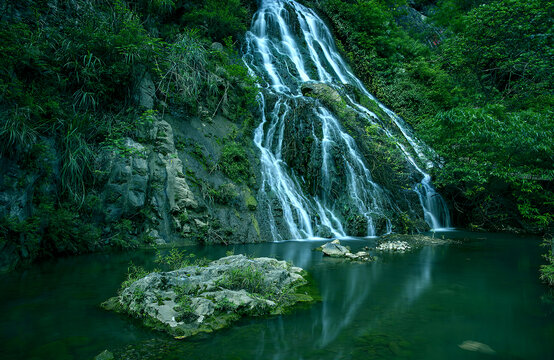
[217,264,269,295]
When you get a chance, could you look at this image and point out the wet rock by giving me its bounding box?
[300,82,357,123]
[317,240,375,262]
[379,234,456,249]
[211,42,224,51]
[134,71,155,109]
[194,219,208,228]
[321,239,349,257]
[102,255,315,339]
[315,225,334,239]
[376,241,411,252]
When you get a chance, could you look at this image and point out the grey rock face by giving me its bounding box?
[101,116,197,243]
[134,71,156,109]
[102,255,314,338]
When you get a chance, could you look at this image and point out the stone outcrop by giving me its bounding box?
[100,116,197,244]
[317,240,375,262]
[301,82,358,124]
[320,239,349,257]
[101,254,315,338]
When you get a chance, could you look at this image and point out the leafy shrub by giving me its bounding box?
[155,248,209,270]
[220,142,251,183]
[181,0,253,42]
[121,262,149,290]
[418,106,554,230]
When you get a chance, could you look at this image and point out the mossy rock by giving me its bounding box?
[101,255,318,339]
[244,189,258,211]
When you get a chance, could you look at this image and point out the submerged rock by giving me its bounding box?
[102,255,315,339]
[458,340,496,354]
[317,240,375,262]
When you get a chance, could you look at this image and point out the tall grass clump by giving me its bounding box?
[217,264,269,295]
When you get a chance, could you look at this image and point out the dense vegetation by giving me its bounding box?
[0,0,258,269]
[302,0,553,234]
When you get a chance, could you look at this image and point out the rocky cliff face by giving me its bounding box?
[99,109,263,246]
[0,98,262,272]
[99,117,198,244]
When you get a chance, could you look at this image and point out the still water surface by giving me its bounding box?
[1,231,553,359]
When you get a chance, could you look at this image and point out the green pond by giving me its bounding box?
[1,231,553,360]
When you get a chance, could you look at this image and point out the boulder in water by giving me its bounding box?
[321,239,349,257]
[101,255,315,339]
[318,240,375,262]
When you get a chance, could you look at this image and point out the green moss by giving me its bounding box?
[359,95,390,121]
[245,191,258,211]
[100,297,123,313]
[251,214,261,239]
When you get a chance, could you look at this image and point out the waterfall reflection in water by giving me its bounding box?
[242,241,441,359]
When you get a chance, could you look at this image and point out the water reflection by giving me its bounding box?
[2,234,553,360]
[225,240,441,359]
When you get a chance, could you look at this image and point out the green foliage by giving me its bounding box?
[175,293,198,322]
[121,262,149,289]
[60,122,94,204]
[418,106,554,230]
[109,219,141,250]
[155,248,209,270]
[128,0,177,16]
[446,0,553,108]
[220,142,251,183]
[0,198,102,264]
[156,30,258,118]
[216,264,270,295]
[181,0,254,42]
[156,30,213,111]
[0,107,38,157]
[215,183,239,205]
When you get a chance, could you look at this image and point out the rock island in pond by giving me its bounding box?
[101,255,315,339]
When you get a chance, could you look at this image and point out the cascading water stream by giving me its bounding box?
[243,0,450,240]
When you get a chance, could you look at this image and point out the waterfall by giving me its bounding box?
[243,0,450,240]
